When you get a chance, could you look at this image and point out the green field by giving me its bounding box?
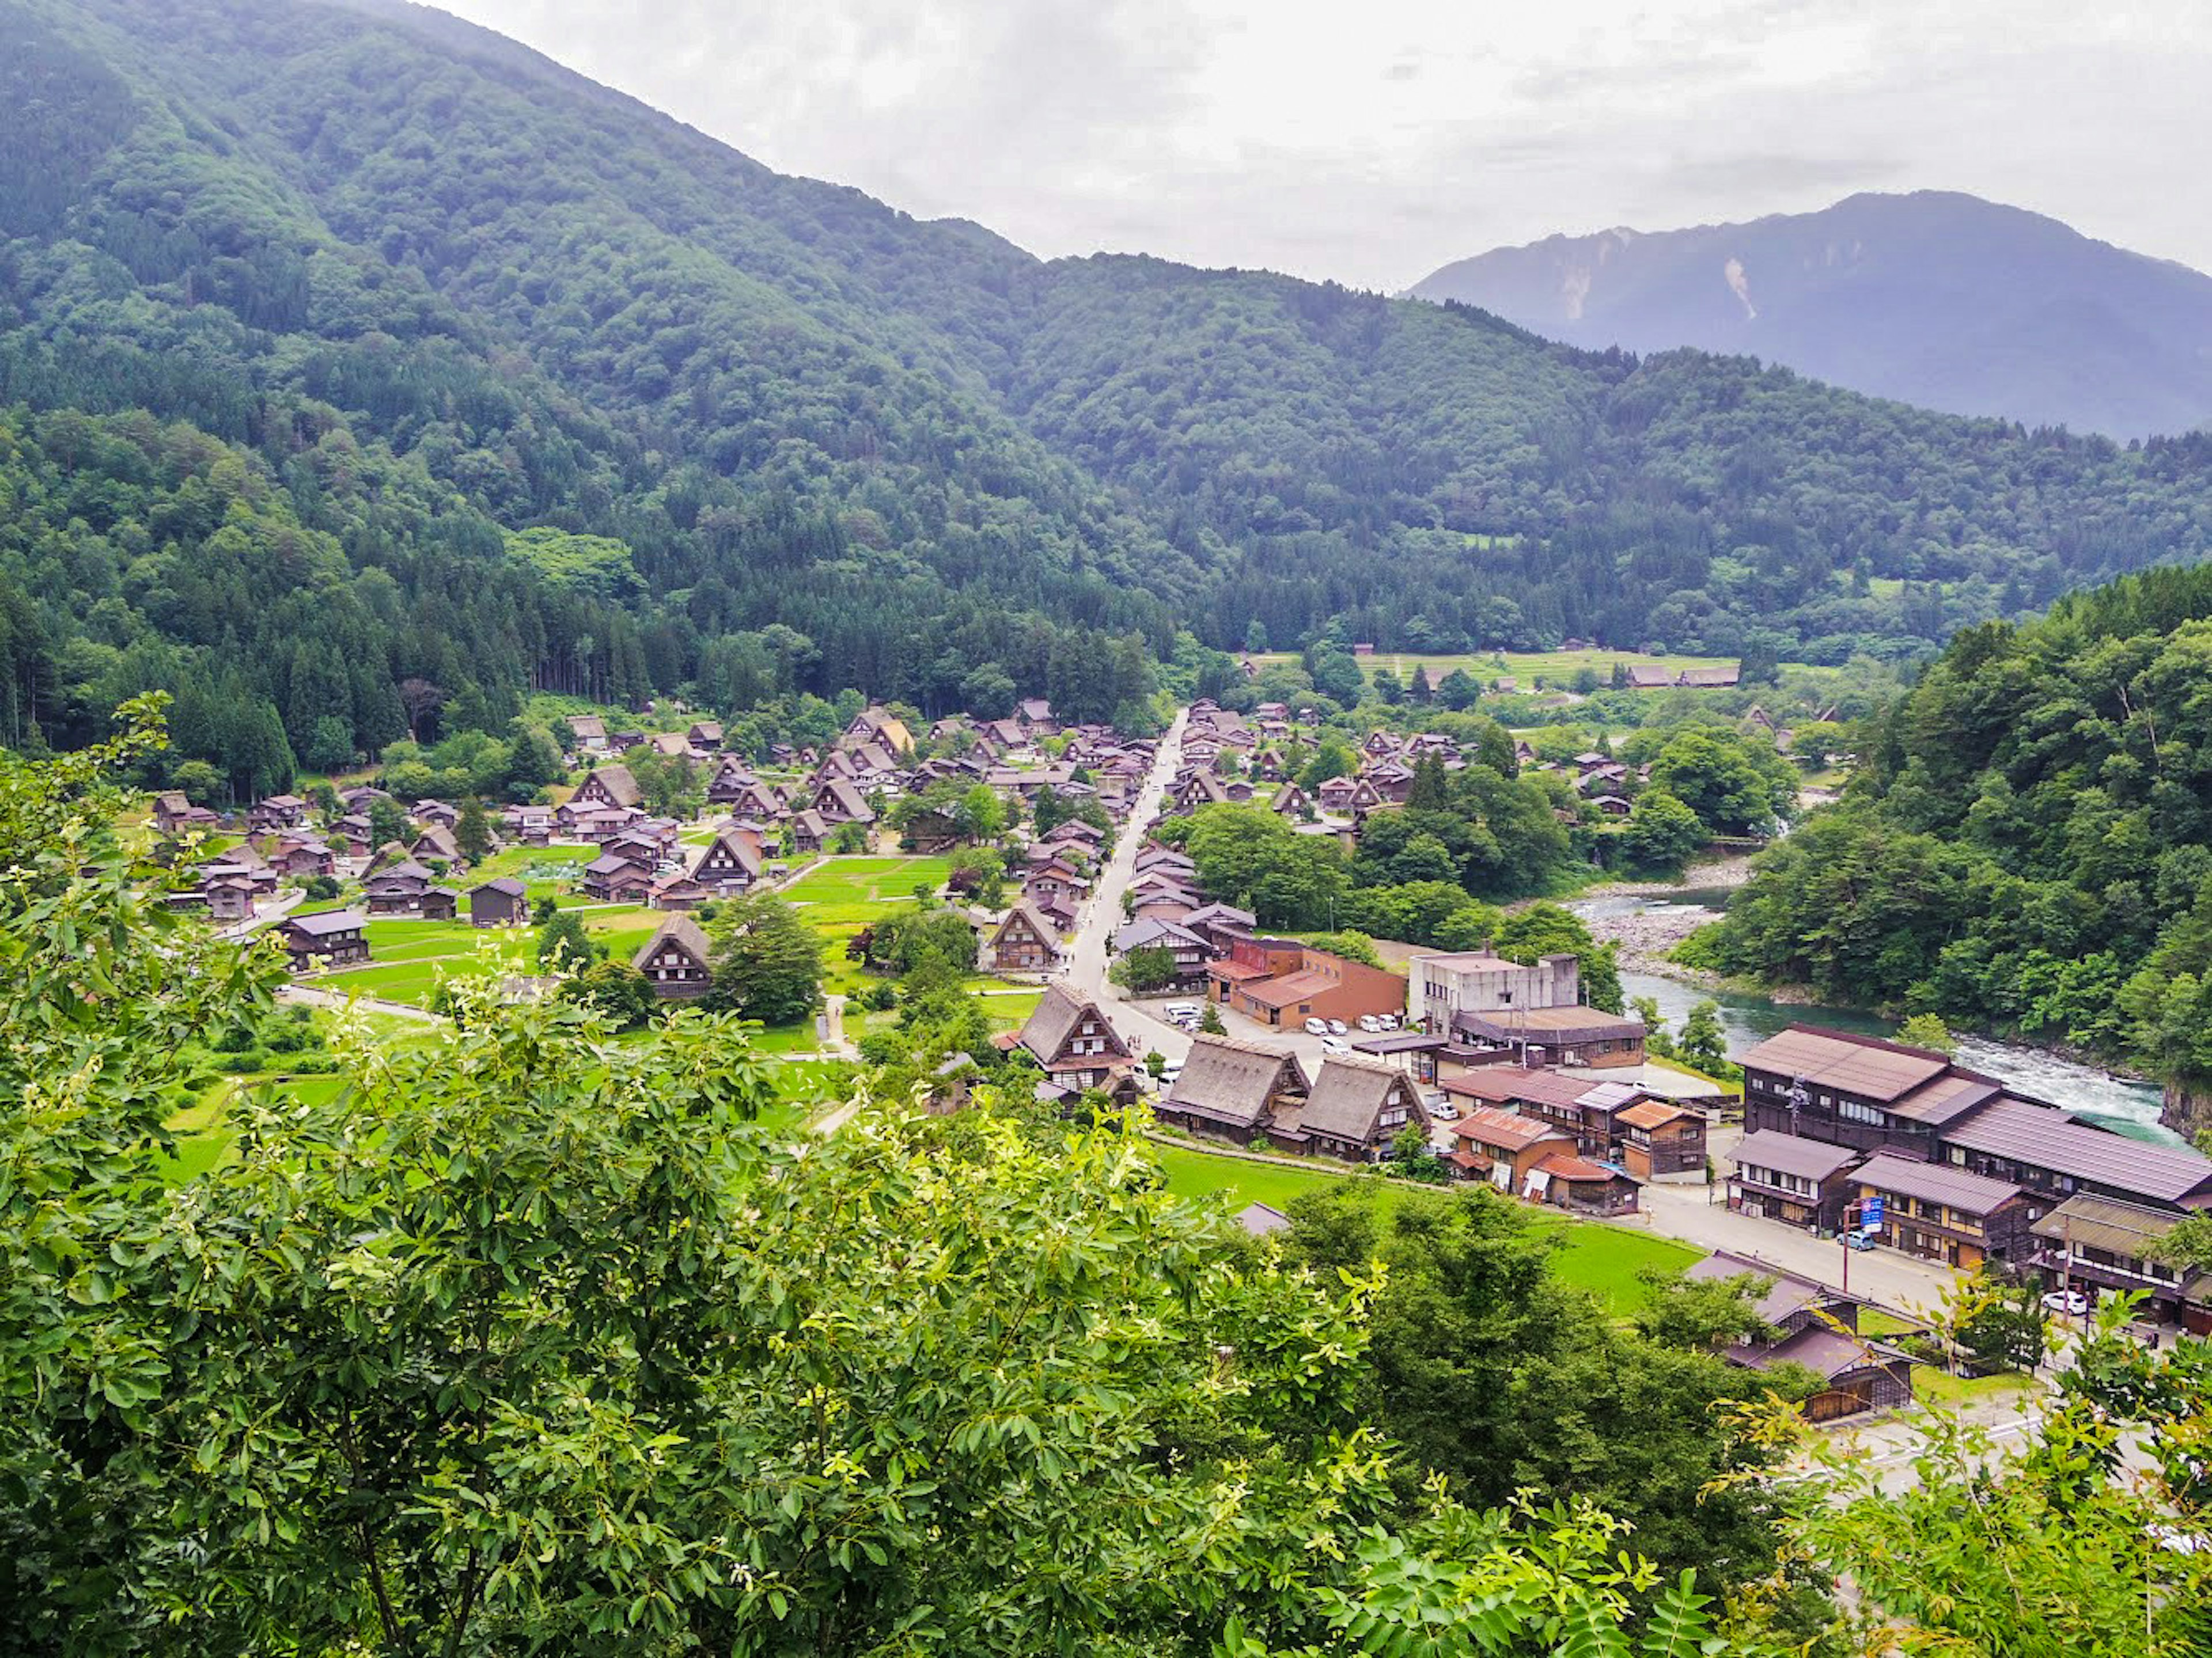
[1152,1143,1396,1215]
[1150,1141,1709,1313]
[781,855,960,925]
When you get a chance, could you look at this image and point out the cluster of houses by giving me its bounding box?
[1725,1025,2212,1331]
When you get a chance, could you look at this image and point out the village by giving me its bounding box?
[150,686,2212,1427]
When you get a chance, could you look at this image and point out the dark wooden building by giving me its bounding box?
[632,915,714,1000]
[1851,1153,2045,1270]
[277,909,370,972]
[1268,1056,1426,1162]
[1616,1099,1707,1181]
[1727,1129,1862,1233]
[469,877,529,928]
[1155,1036,1307,1144]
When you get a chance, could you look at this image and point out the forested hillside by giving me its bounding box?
[5,0,2212,784]
[1705,561,2212,1133]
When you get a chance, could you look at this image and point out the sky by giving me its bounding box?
[436,0,2212,291]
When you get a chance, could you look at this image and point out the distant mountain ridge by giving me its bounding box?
[1409,192,2212,437]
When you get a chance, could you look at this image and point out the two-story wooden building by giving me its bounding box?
[277,909,370,972]
[1726,1129,1863,1233]
[985,902,1063,973]
[1616,1099,1708,1182]
[1850,1154,2046,1270]
[2031,1196,2212,1334]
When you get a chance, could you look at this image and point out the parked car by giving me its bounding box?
[1304,1018,1328,1035]
[2041,1289,2092,1316]
[1357,1015,1380,1033]
[1378,1014,1400,1031]
[1319,1035,1350,1056]
[1430,1100,1459,1121]
[1326,1019,1348,1035]
[1158,1064,1183,1090]
[1161,1003,1198,1020]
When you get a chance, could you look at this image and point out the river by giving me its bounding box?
[1573,891,2181,1146]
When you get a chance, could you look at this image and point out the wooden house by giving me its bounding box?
[1689,1251,1913,1420]
[469,877,530,928]
[1727,1129,1863,1233]
[277,841,336,879]
[789,810,831,855]
[1013,985,1131,1090]
[632,915,715,1000]
[566,714,609,752]
[203,878,256,924]
[412,824,461,864]
[571,765,643,813]
[1617,1100,1707,1182]
[986,902,1063,973]
[691,828,762,893]
[248,794,309,832]
[1527,1152,1641,1216]
[277,909,370,972]
[364,860,435,916]
[1155,1036,1308,1143]
[1446,1105,1577,1191]
[1268,1056,1427,1162]
[2031,1197,2212,1335]
[813,779,876,825]
[420,887,461,922]
[582,853,652,904]
[1850,1154,2046,1270]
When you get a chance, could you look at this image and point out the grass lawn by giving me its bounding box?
[1914,1367,2031,1407]
[1860,1308,1925,1338]
[320,955,498,1008]
[782,856,959,926]
[1150,1141,1709,1314]
[980,987,1043,1033]
[1534,1219,1704,1311]
[1152,1143,1396,1215]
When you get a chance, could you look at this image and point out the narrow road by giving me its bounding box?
[1062,710,1203,1064]
[278,982,448,1024]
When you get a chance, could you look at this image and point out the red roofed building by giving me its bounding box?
[1205,935,1404,1030]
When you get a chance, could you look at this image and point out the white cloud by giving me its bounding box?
[435,0,2212,289]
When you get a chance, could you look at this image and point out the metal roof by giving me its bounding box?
[283,908,366,936]
[1730,1129,1862,1183]
[1940,1097,2212,1206]
[1888,1072,2002,1125]
[1451,1105,1569,1152]
[1852,1153,2026,1215]
[1736,1026,1950,1102]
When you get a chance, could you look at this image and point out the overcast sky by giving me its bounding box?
[438,0,2212,291]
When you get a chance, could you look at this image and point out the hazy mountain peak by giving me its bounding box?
[1411,191,2212,436]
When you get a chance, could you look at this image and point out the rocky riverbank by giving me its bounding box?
[1566,856,1755,985]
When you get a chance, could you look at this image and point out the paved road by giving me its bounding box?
[1625,1175,1968,1315]
[278,982,447,1024]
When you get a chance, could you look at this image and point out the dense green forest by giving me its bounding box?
[1705,561,2212,1125]
[3,0,2212,780]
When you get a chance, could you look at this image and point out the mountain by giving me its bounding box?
[6,0,2212,788]
[1408,192,2212,438]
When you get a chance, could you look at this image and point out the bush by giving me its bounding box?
[305,875,340,901]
